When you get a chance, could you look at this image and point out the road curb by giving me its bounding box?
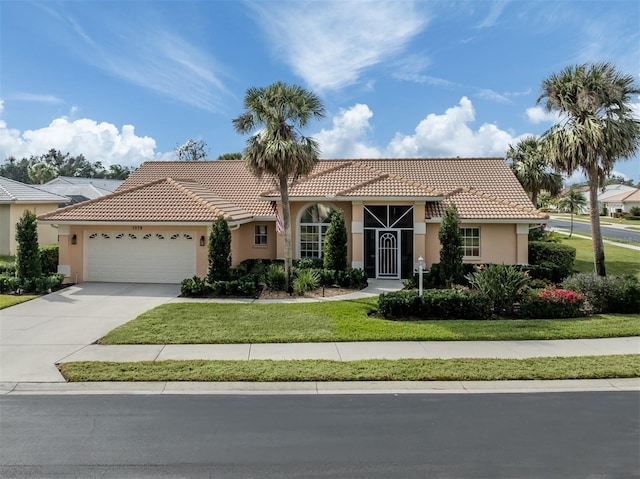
[2,378,638,395]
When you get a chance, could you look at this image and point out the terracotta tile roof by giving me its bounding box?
[425,187,548,220]
[42,158,540,222]
[39,177,253,223]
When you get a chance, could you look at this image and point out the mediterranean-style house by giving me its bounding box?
[38,158,547,284]
[601,188,640,216]
[1,176,69,255]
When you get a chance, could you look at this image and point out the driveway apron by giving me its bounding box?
[0,283,179,382]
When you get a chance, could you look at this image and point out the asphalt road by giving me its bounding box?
[1,392,639,478]
[548,218,640,243]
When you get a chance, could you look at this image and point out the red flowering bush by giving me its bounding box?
[518,287,586,319]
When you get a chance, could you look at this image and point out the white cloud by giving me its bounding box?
[0,114,160,167]
[316,104,381,158]
[316,97,527,159]
[476,0,511,28]
[476,89,511,103]
[249,1,427,91]
[9,93,64,104]
[386,97,519,157]
[526,106,562,124]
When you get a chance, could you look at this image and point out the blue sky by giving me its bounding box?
[1,0,639,183]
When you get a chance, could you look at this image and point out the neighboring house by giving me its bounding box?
[0,176,69,256]
[38,158,547,284]
[36,177,124,207]
[601,188,640,216]
[561,184,636,214]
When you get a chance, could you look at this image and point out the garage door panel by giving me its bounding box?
[86,231,196,283]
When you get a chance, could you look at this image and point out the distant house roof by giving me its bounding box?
[44,176,123,192]
[601,188,640,204]
[35,183,114,204]
[0,176,69,204]
[39,158,546,223]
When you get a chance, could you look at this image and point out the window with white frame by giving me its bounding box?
[299,204,335,258]
[460,227,480,257]
[254,225,268,245]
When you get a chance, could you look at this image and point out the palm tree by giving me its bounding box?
[506,136,563,208]
[557,189,587,237]
[27,162,58,184]
[233,81,325,291]
[538,62,640,276]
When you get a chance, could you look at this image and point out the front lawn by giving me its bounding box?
[0,294,37,310]
[99,300,640,345]
[59,355,640,382]
[561,236,640,278]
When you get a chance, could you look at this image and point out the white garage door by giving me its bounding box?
[85,231,196,283]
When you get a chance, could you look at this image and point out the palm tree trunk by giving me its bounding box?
[588,168,606,276]
[531,190,538,209]
[280,175,294,293]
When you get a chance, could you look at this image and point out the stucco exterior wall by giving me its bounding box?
[231,222,277,265]
[1,203,60,255]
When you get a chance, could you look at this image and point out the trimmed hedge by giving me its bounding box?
[378,289,493,320]
[518,289,586,319]
[528,241,576,281]
[180,276,257,298]
[39,244,59,275]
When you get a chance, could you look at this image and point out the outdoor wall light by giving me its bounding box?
[200,235,206,247]
[71,234,77,245]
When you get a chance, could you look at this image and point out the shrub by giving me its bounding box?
[293,258,324,269]
[265,264,286,291]
[465,264,529,316]
[0,261,16,275]
[323,210,348,271]
[48,273,64,289]
[15,210,41,287]
[629,206,640,216]
[180,276,209,297]
[561,273,640,314]
[293,269,320,295]
[438,204,464,287]
[39,244,59,275]
[207,216,232,282]
[524,261,568,284]
[528,241,576,280]
[378,289,493,320]
[518,288,586,319]
[211,279,256,297]
[528,225,562,243]
[625,216,640,221]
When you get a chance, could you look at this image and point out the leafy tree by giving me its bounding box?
[233,81,325,292]
[217,153,242,161]
[207,216,232,282]
[603,174,634,187]
[105,164,134,180]
[506,136,562,208]
[175,138,209,161]
[323,210,348,271]
[438,203,464,287]
[0,157,31,183]
[27,162,58,184]
[557,189,588,237]
[538,62,640,276]
[15,210,41,284]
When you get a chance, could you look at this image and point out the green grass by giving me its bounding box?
[560,236,640,278]
[99,300,640,345]
[552,213,640,226]
[58,355,640,382]
[0,294,37,309]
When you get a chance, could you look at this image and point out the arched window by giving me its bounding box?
[299,203,335,258]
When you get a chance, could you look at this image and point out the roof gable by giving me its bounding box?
[0,176,69,203]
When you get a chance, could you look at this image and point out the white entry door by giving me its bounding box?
[376,229,400,279]
[85,231,196,283]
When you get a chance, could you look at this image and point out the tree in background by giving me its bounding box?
[557,189,587,237]
[217,153,242,161]
[438,203,464,287]
[27,162,58,184]
[323,210,348,271]
[538,62,640,276]
[233,81,325,292]
[15,210,41,284]
[506,136,562,208]
[106,164,135,180]
[207,216,232,283]
[0,157,31,183]
[175,138,209,161]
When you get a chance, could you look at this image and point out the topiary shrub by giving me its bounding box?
[561,273,640,314]
[323,210,348,271]
[15,210,41,288]
[378,289,492,320]
[528,241,576,280]
[438,204,464,287]
[518,288,586,318]
[39,244,59,275]
[207,216,232,283]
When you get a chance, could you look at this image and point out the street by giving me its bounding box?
[548,218,640,243]
[1,392,638,478]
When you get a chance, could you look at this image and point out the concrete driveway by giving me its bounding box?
[0,283,179,382]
